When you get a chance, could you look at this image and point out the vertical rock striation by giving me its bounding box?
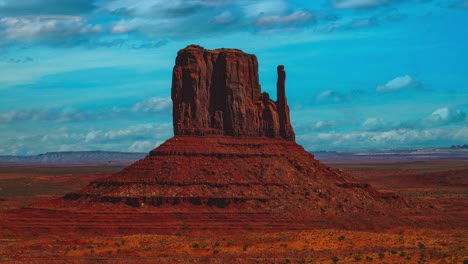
[172,44,295,141]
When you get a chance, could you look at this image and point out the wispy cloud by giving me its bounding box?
[132,97,172,114]
[255,10,315,28]
[0,122,172,155]
[346,17,378,29]
[298,126,468,151]
[333,0,394,9]
[0,15,102,46]
[423,107,467,126]
[0,0,96,16]
[315,89,366,104]
[104,0,315,38]
[0,97,172,124]
[376,75,422,93]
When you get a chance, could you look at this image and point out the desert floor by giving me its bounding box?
[0,160,466,263]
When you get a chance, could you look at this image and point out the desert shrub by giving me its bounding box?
[391,250,397,254]
[366,256,373,262]
[214,241,220,247]
[144,246,152,251]
[400,251,407,257]
[280,243,288,248]
[354,255,363,261]
[378,252,385,259]
[418,242,425,249]
[114,242,120,247]
[463,259,468,264]
[121,239,125,245]
[227,241,234,246]
[332,256,339,263]
[285,259,291,264]
[192,243,199,249]
[243,244,249,251]
[90,249,95,254]
[213,249,219,254]
[338,235,345,241]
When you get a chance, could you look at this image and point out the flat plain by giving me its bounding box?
[0,159,466,263]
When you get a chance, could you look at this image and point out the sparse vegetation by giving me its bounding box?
[192,243,199,249]
[378,252,385,259]
[144,246,152,251]
[280,243,288,248]
[354,255,363,261]
[213,249,219,254]
[418,242,426,249]
[243,244,249,251]
[338,235,345,241]
[332,256,339,263]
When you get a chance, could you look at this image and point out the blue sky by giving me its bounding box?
[0,0,467,155]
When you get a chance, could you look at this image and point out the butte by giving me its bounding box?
[4,45,419,235]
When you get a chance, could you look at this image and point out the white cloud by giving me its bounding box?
[128,140,155,152]
[0,16,101,45]
[212,10,234,25]
[297,127,468,151]
[423,107,466,126]
[376,75,421,93]
[316,90,341,103]
[102,0,313,38]
[84,123,172,143]
[333,0,390,9]
[85,130,101,142]
[361,117,389,131]
[111,24,132,34]
[132,97,172,114]
[255,10,314,27]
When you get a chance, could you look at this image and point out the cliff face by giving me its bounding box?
[172,45,295,141]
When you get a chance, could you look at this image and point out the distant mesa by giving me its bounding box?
[450,144,468,149]
[172,44,295,141]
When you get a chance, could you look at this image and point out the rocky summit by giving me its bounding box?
[172,44,294,140]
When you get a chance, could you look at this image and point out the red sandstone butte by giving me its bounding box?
[5,45,424,237]
[54,45,413,214]
[172,44,295,141]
